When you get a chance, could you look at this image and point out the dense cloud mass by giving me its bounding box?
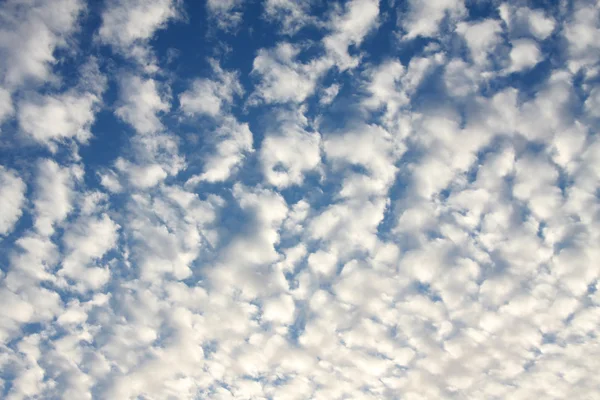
[0,0,600,399]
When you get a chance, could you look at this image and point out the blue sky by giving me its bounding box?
[1,0,600,398]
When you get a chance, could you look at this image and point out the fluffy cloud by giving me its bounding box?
[400,0,466,39]
[499,4,556,40]
[19,91,99,147]
[179,61,243,118]
[16,59,106,148]
[99,0,181,69]
[1,1,600,399]
[456,19,503,67]
[60,213,120,291]
[116,75,169,134]
[508,38,543,72]
[563,1,600,76]
[260,109,321,188]
[250,42,330,104]
[0,0,85,88]
[187,116,253,184]
[585,86,600,118]
[0,167,26,235]
[33,160,82,236]
[323,0,380,70]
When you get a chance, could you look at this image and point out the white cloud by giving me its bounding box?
[0,167,26,236]
[0,0,85,88]
[260,110,321,188]
[508,38,542,72]
[250,42,330,104]
[206,0,245,31]
[19,91,100,147]
[130,131,187,176]
[400,0,466,39]
[323,0,380,70]
[307,247,338,277]
[319,83,340,106]
[585,86,600,118]
[324,123,403,186]
[262,294,295,324]
[179,61,242,118]
[251,0,379,106]
[251,0,378,105]
[264,0,317,35]
[363,59,408,120]
[209,184,288,299]
[187,116,253,184]
[60,213,120,291]
[3,2,600,399]
[119,189,219,284]
[456,19,504,67]
[32,159,82,236]
[444,58,479,97]
[17,58,106,148]
[99,0,180,69]
[116,75,169,134]
[516,70,576,142]
[99,170,123,193]
[115,158,168,189]
[563,2,600,75]
[499,4,556,41]
[180,79,229,117]
[513,155,562,220]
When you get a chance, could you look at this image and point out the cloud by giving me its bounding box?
[508,38,543,72]
[251,0,379,105]
[209,184,288,298]
[362,59,407,119]
[0,87,14,125]
[60,213,120,291]
[563,2,600,75]
[319,83,340,105]
[323,123,403,186]
[115,158,168,189]
[400,0,466,39]
[444,58,479,97]
[260,109,321,188]
[2,1,600,399]
[186,116,253,184]
[32,159,82,236]
[179,61,243,118]
[456,19,504,67]
[18,91,99,148]
[0,0,85,88]
[0,167,26,236]
[99,0,181,69]
[250,42,330,104]
[585,86,600,118]
[16,58,106,149]
[322,0,380,70]
[499,4,556,41]
[263,0,317,35]
[115,75,169,134]
[206,0,245,31]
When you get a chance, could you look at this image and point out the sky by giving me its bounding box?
[0,0,599,398]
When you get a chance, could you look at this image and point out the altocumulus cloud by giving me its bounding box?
[0,0,600,399]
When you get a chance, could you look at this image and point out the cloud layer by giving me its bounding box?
[1,0,600,399]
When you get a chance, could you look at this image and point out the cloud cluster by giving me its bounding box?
[1,0,600,399]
